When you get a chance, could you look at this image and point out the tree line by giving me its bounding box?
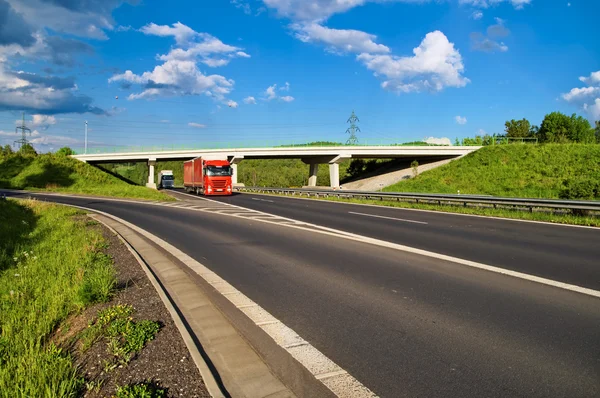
[459,111,600,146]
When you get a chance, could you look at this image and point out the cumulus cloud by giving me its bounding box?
[0,0,36,48]
[227,100,239,108]
[470,17,509,52]
[263,83,295,101]
[110,23,249,103]
[244,96,257,104]
[0,66,105,114]
[16,114,57,130]
[357,31,469,93]
[562,70,600,120]
[188,122,207,128]
[424,137,452,146]
[262,0,369,22]
[455,115,467,124]
[292,23,390,54]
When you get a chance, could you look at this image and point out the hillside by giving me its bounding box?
[0,153,172,201]
[385,144,600,199]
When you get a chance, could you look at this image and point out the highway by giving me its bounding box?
[4,190,600,397]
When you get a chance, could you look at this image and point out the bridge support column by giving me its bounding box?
[146,159,157,189]
[329,163,340,189]
[228,155,244,186]
[308,163,319,187]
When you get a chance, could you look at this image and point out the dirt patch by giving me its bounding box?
[66,219,210,397]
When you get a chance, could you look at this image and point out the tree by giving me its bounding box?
[411,160,419,178]
[595,121,600,143]
[55,147,75,156]
[1,145,13,156]
[18,143,37,156]
[538,112,595,143]
[504,118,531,138]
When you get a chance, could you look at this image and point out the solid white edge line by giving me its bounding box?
[349,211,428,225]
[88,214,226,398]
[65,203,379,398]
[239,191,600,230]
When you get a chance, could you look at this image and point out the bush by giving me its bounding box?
[559,179,600,200]
[116,383,165,398]
[55,147,74,156]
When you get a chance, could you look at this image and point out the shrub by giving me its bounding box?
[559,179,600,200]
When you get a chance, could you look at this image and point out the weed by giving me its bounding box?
[116,383,166,398]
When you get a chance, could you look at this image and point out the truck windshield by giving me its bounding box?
[161,175,174,180]
[206,165,232,176]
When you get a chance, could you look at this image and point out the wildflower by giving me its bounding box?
[14,274,20,277]
[32,256,37,260]
[13,257,18,262]
[9,290,14,297]
[21,220,27,225]
[23,252,29,257]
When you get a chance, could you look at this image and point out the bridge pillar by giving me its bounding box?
[146,159,157,189]
[308,163,319,187]
[329,163,340,189]
[228,156,244,186]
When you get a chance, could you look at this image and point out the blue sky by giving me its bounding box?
[0,0,598,152]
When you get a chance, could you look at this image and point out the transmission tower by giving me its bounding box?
[14,113,31,149]
[346,110,360,145]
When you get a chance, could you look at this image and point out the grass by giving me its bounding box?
[252,192,600,227]
[0,199,118,397]
[116,383,166,398]
[0,153,174,201]
[385,144,600,199]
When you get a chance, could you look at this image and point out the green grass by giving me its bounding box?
[385,144,600,199]
[0,199,118,397]
[116,383,166,398]
[0,153,174,201]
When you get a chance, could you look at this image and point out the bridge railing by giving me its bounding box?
[72,140,456,155]
[237,187,600,215]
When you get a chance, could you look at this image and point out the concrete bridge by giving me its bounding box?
[73,146,481,189]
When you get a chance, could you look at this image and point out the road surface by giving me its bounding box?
[4,190,599,397]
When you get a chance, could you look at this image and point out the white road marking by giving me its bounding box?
[349,211,428,225]
[252,197,274,203]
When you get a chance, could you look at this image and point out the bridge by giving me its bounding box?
[72,145,481,189]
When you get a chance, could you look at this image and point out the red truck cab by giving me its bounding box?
[183,158,233,196]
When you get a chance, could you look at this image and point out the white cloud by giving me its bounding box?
[227,100,239,108]
[470,18,510,52]
[477,128,487,135]
[14,115,58,130]
[263,0,369,22]
[579,71,600,85]
[188,122,207,128]
[110,23,249,103]
[563,70,600,120]
[459,0,531,9]
[471,10,483,19]
[244,96,257,104]
[280,95,295,102]
[292,23,390,54]
[265,84,278,100]
[357,31,469,93]
[561,86,600,102]
[455,115,467,124]
[424,137,452,146]
[280,82,290,91]
[583,99,600,120]
[160,119,170,123]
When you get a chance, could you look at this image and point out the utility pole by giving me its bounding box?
[346,110,360,145]
[14,112,31,149]
[85,121,88,154]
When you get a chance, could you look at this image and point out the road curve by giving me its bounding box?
[203,191,600,291]
[4,190,600,398]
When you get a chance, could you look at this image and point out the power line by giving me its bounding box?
[346,110,360,145]
[13,113,31,149]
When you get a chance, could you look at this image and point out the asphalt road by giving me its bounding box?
[203,191,600,291]
[4,190,600,397]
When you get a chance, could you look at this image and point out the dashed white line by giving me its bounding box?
[252,197,275,203]
[349,211,428,225]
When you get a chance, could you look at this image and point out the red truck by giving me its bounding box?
[183,157,233,196]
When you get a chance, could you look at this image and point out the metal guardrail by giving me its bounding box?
[237,187,600,214]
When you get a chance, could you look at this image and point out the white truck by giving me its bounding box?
[158,170,175,189]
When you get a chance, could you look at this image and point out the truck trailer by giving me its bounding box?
[183,157,233,196]
[157,170,174,189]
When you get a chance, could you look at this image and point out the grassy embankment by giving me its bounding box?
[0,199,162,397]
[0,153,173,201]
[0,199,115,396]
[385,144,600,199]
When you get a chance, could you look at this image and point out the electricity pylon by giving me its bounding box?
[346,110,360,145]
[14,113,31,149]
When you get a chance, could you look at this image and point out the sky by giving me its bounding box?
[0,0,598,152]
